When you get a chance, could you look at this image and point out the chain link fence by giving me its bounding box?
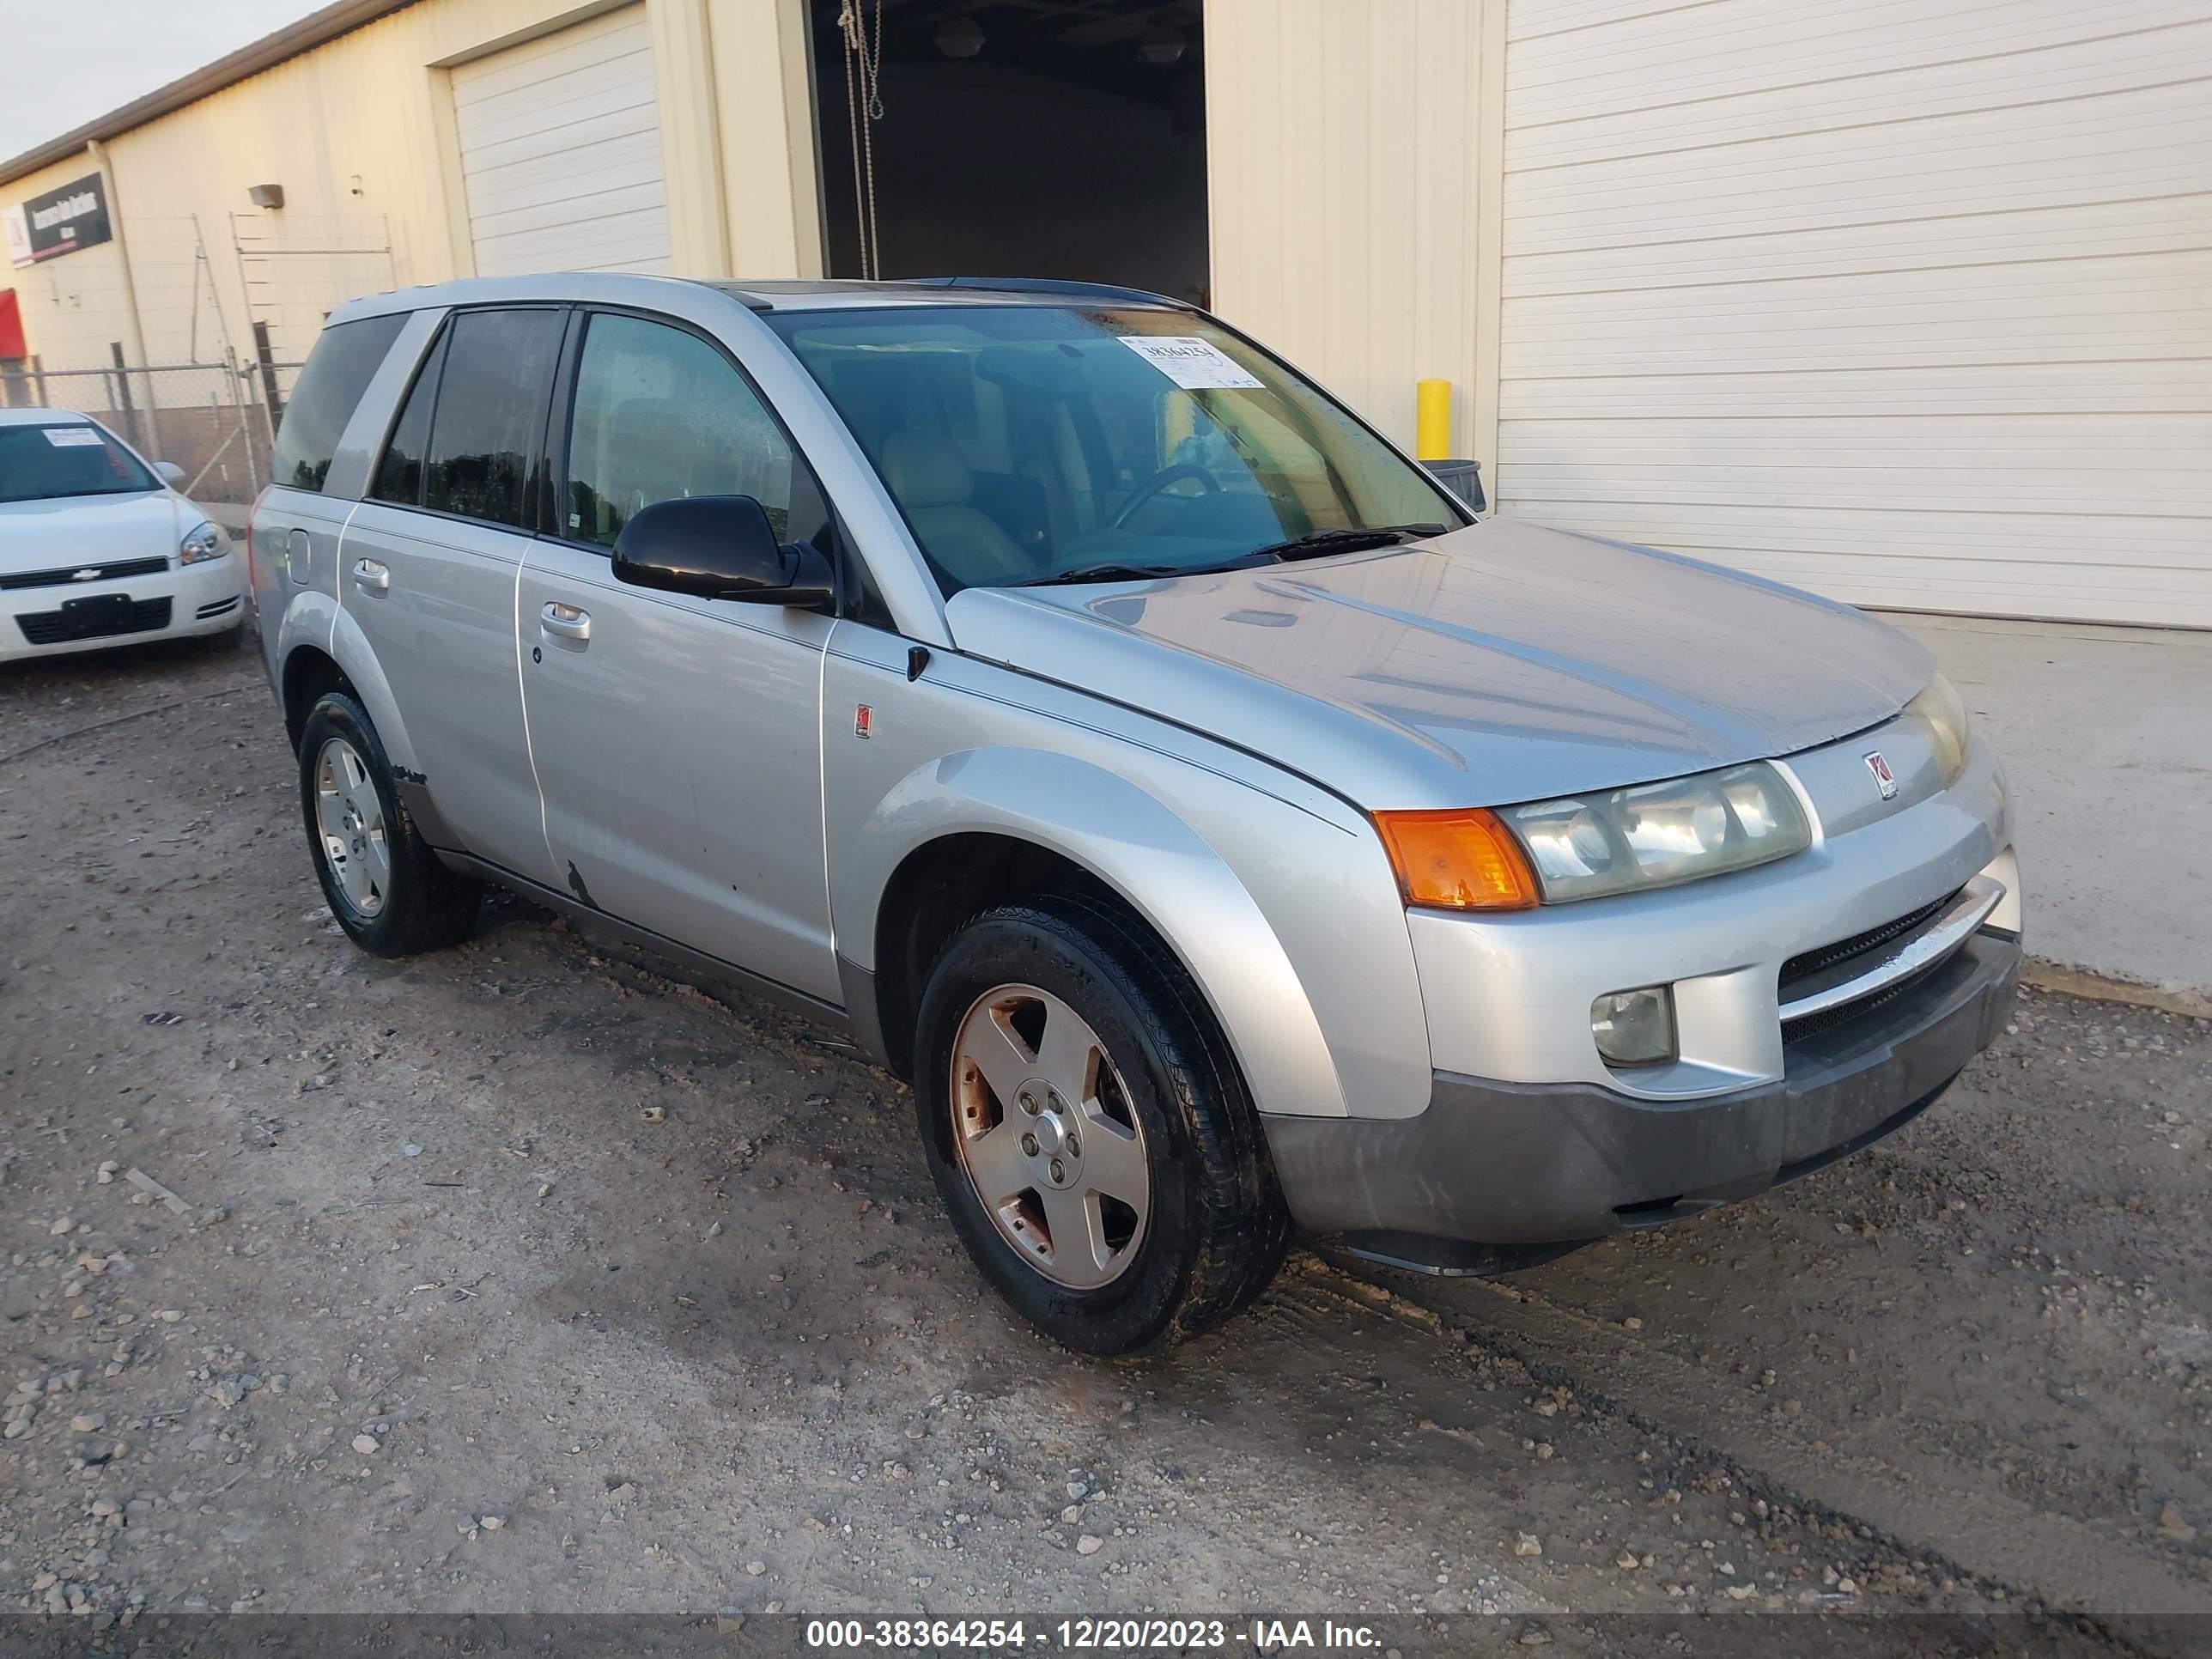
[0,355,301,518]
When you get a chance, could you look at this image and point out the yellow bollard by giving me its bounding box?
[1415,379,1452,461]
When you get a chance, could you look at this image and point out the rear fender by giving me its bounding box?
[321,605,420,775]
[277,598,420,781]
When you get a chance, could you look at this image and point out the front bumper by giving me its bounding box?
[1262,924,2021,1260]
[0,555,247,661]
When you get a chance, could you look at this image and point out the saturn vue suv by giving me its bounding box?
[247,274,2022,1353]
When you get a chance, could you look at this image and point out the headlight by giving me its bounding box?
[1906,672,1969,786]
[1497,761,1811,903]
[179,521,228,565]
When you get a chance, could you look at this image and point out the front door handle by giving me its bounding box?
[351,558,390,595]
[540,601,591,643]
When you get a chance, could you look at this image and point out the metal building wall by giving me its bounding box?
[3,0,819,377]
[1204,0,1507,468]
[1492,0,2212,628]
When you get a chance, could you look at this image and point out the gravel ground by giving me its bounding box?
[2,635,2208,1648]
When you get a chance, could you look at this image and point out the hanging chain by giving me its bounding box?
[837,0,886,279]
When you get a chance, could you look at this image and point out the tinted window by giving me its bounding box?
[0,422,155,504]
[271,313,406,493]
[371,331,445,506]
[422,309,564,527]
[564,313,793,546]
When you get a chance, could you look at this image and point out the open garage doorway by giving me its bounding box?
[811,1,1207,303]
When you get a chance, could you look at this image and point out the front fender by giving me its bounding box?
[847,745,1355,1121]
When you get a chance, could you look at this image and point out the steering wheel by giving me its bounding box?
[1108,464,1221,531]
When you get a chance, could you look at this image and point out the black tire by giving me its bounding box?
[914,895,1291,1354]
[296,691,479,957]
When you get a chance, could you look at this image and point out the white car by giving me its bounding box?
[1,407,248,663]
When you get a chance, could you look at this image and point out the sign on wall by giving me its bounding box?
[4,173,113,269]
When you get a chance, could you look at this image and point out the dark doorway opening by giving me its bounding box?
[811,1,1207,303]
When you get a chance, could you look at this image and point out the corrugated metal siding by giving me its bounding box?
[1496,0,2212,627]
[453,7,672,277]
[1205,0,1493,453]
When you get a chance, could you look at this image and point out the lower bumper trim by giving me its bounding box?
[1263,928,2021,1250]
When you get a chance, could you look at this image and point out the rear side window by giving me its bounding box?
[370,331,446,506]
[419,309,565,527]
[270,313,406,493]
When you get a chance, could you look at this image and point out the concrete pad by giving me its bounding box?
[1893,613,2212,996]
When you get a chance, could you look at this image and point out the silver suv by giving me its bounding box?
[251,275,2022,1353]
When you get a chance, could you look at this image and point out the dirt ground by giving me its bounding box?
[3,634,2209,1648]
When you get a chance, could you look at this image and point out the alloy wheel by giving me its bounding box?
[313,737,390,918]
[949,982,1151,1290]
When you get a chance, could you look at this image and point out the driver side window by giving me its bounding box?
[564,313,793,548]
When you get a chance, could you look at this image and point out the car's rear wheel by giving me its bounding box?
[914,896,1290,1354]
[297,691,479,957]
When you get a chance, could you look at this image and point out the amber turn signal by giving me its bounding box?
[1373,808,1541,911]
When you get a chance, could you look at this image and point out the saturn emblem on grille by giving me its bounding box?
[1863,750,1899,800]
[70,568,102,582]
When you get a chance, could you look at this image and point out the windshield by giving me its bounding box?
[767,305,1464,594]
[0,422,157,504]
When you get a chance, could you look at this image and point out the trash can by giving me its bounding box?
[1423,458,1485,514]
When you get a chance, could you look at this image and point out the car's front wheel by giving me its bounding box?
[913,896,1290,1354]
[297,691,479,957]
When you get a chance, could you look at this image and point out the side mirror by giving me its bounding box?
[611,495,834,609]
[154,460,186,488]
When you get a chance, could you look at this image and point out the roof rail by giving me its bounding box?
[911,276,1189,308]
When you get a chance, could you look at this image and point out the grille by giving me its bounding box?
[1779,889,1959,993]
[1780,971,1935,1043]
[1778,885,1967,1044]
[16,596,173,647]
[196,596,242,620]
[0,556,169,592]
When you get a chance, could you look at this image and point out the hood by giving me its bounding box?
[0,489,185,574]
[944,519,1936,809]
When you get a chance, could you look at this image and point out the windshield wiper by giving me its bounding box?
[1244,523,1449,562]
[1010,530,1443,589]
[1012,562,1196,588]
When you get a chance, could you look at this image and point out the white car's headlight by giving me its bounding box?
[1498,761,1812,904]
[1906,672,1970,786]
[179,521,227,564]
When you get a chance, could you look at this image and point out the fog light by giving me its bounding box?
[1592,986,1675,1066]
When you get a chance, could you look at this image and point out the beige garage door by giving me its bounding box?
[1494,0,2212,627]
[453,6,672,278]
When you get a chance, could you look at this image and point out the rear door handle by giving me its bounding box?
[540,601,591,643]
[351,558,390,595]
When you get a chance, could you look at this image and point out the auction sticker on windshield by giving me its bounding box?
[1118,336,1263,390]
[42,428,105,447]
